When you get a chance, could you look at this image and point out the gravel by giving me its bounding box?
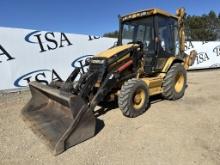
[1,70,220,165]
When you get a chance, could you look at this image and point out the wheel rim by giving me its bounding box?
[133,89,145,110]
[175,73,184,93]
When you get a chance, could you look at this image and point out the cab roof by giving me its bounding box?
[121,8,178,22]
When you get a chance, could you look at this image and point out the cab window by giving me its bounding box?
[157,16,178,55]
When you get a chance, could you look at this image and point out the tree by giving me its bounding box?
[208,10,217,19]
[103,10,220,41]
[185,11,219,41]
[103,30,119,38]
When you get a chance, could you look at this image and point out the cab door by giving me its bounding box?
[141,16,157,74]
[154,15,178,72]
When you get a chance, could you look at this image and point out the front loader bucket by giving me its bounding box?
[21,82,96,155]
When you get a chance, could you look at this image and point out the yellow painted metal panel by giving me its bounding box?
[96,44,136,58]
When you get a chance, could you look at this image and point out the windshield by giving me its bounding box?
[121,17,154,50]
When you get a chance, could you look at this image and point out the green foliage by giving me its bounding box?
[103,10,220,41]
[185,10,220,41]
[103,30,119,38]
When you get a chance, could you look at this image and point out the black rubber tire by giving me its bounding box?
[162,63,187,100]
[118,78,149,118]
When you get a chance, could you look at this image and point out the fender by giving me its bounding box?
[162,57,183,73]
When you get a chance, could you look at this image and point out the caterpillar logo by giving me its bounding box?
[213,45,220,56]
[25,31,72,53]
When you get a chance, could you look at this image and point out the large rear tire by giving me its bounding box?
[162,63,187,100]
[118,78,149,118]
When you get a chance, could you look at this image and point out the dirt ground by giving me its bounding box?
[0,70,220,165]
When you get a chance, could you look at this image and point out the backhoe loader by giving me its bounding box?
[21,8,197,155]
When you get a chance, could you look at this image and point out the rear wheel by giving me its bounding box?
[162,63,187,100]
[118,78,149,118]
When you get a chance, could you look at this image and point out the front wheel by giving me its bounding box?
[118,78,149,118]
[162,63,187,100]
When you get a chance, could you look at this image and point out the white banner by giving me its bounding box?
[185,41,220,69]
[0,27,220,91]
[0,27,115,90]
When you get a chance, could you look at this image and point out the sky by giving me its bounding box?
[0,0,219,36]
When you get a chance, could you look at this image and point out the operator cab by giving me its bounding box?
[118,9,179,74]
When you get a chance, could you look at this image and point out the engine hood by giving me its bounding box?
[96,44,139,58]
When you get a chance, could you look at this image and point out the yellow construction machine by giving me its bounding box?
[21,8,197,155]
